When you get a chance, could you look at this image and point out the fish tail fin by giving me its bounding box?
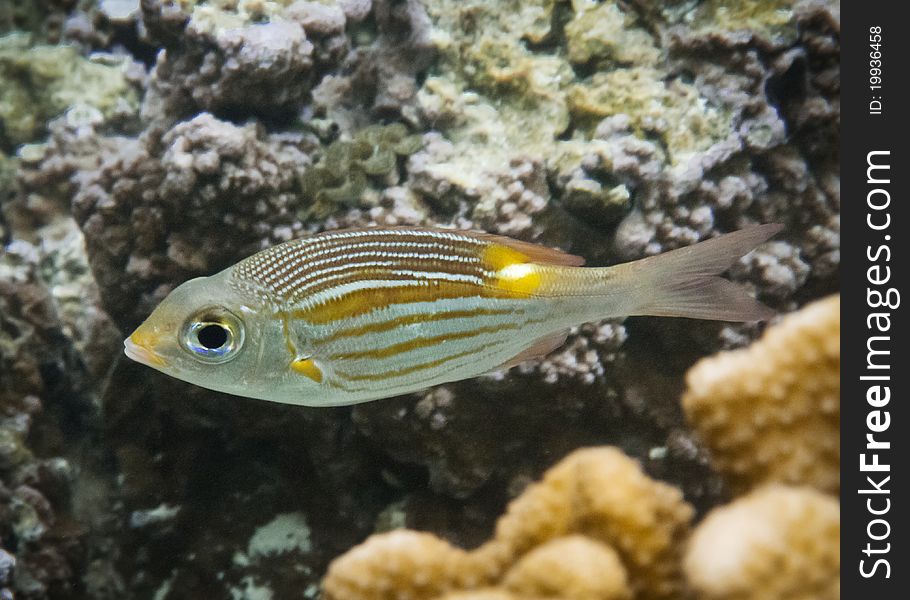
[614,224,782,322]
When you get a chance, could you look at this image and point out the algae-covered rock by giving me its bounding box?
[565,0,660,67]
[678,0,801,47]
[567,68,734,164]
[0,33,139,148]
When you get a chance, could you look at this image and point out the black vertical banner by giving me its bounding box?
[842,3,909,597]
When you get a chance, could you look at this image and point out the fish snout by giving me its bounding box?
[124,323,169,368]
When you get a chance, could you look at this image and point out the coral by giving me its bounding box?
[323,447,691,600]
[684,485,840,600]
[501,535,631,600]
[139,0,320,128]
[40,111,313,329]
[433,592,517,600]
[682,295,840,494]
[140,0,434,133]
[517,320,628,385]
[610,1,840,319]
[298,123,423,217]
[489,447,692,599]
[323,530,477,600]
[0,33,140,148]
[666,0,803,48]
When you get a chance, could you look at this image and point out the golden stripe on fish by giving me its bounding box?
[314,306,522,343]
[328,323,524,361]
[334,338,517,394]
[285,277,523,325]
[334,340,506,382]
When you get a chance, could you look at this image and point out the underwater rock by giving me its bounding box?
[35,111,313,330]
[0,33,140,149]
[684,484,840,600]
[565,0,660,68]
[140,0,319,128]
[682,295,840,495]
[0,230,116,599]
[612,1,840,320]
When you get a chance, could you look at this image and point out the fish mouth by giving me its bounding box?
[123,337,168,368]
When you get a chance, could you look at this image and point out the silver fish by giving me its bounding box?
[124,224,781,406]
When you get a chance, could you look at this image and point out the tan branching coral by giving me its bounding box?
[321,530,477,600]
[682,295,840,494]
[684,485,840,600]
[323,447,690,600]
[488,447,692,599]
[432,591,519,600]
[502,535,631,600]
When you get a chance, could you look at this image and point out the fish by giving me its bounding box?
[124,224,782,406]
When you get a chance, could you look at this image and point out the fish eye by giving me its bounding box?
[197,324,228,349]
[181,307,244,364]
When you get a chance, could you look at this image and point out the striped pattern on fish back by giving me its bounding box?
[228,228,561,401]
[232,228,521,312]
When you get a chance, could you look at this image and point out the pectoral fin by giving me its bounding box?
[494,329,570,371]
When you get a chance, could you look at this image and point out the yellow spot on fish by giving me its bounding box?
[291,357,323,383]
[483,244,542,296]
[483,243,528,271]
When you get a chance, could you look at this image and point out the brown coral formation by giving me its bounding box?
[682,295,840,494]
[323,447,691,600]
[684,485,840,600]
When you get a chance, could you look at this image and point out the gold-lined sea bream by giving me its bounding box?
[124,224,782,406]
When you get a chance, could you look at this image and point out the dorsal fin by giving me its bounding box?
[462,231,585,266]
[493,329,570,372]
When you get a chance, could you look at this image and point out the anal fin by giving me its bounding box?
[495,329,569,371]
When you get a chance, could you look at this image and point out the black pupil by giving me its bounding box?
[197,324,228,350]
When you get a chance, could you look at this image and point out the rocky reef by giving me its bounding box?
[1,0,839,598]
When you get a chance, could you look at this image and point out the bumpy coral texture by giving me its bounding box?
[488,447,692,600]
[323,447,688,600]
[684,485,840,600]
[322,530,477,600]
[682,295,840,494]
[501,535,631,600]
